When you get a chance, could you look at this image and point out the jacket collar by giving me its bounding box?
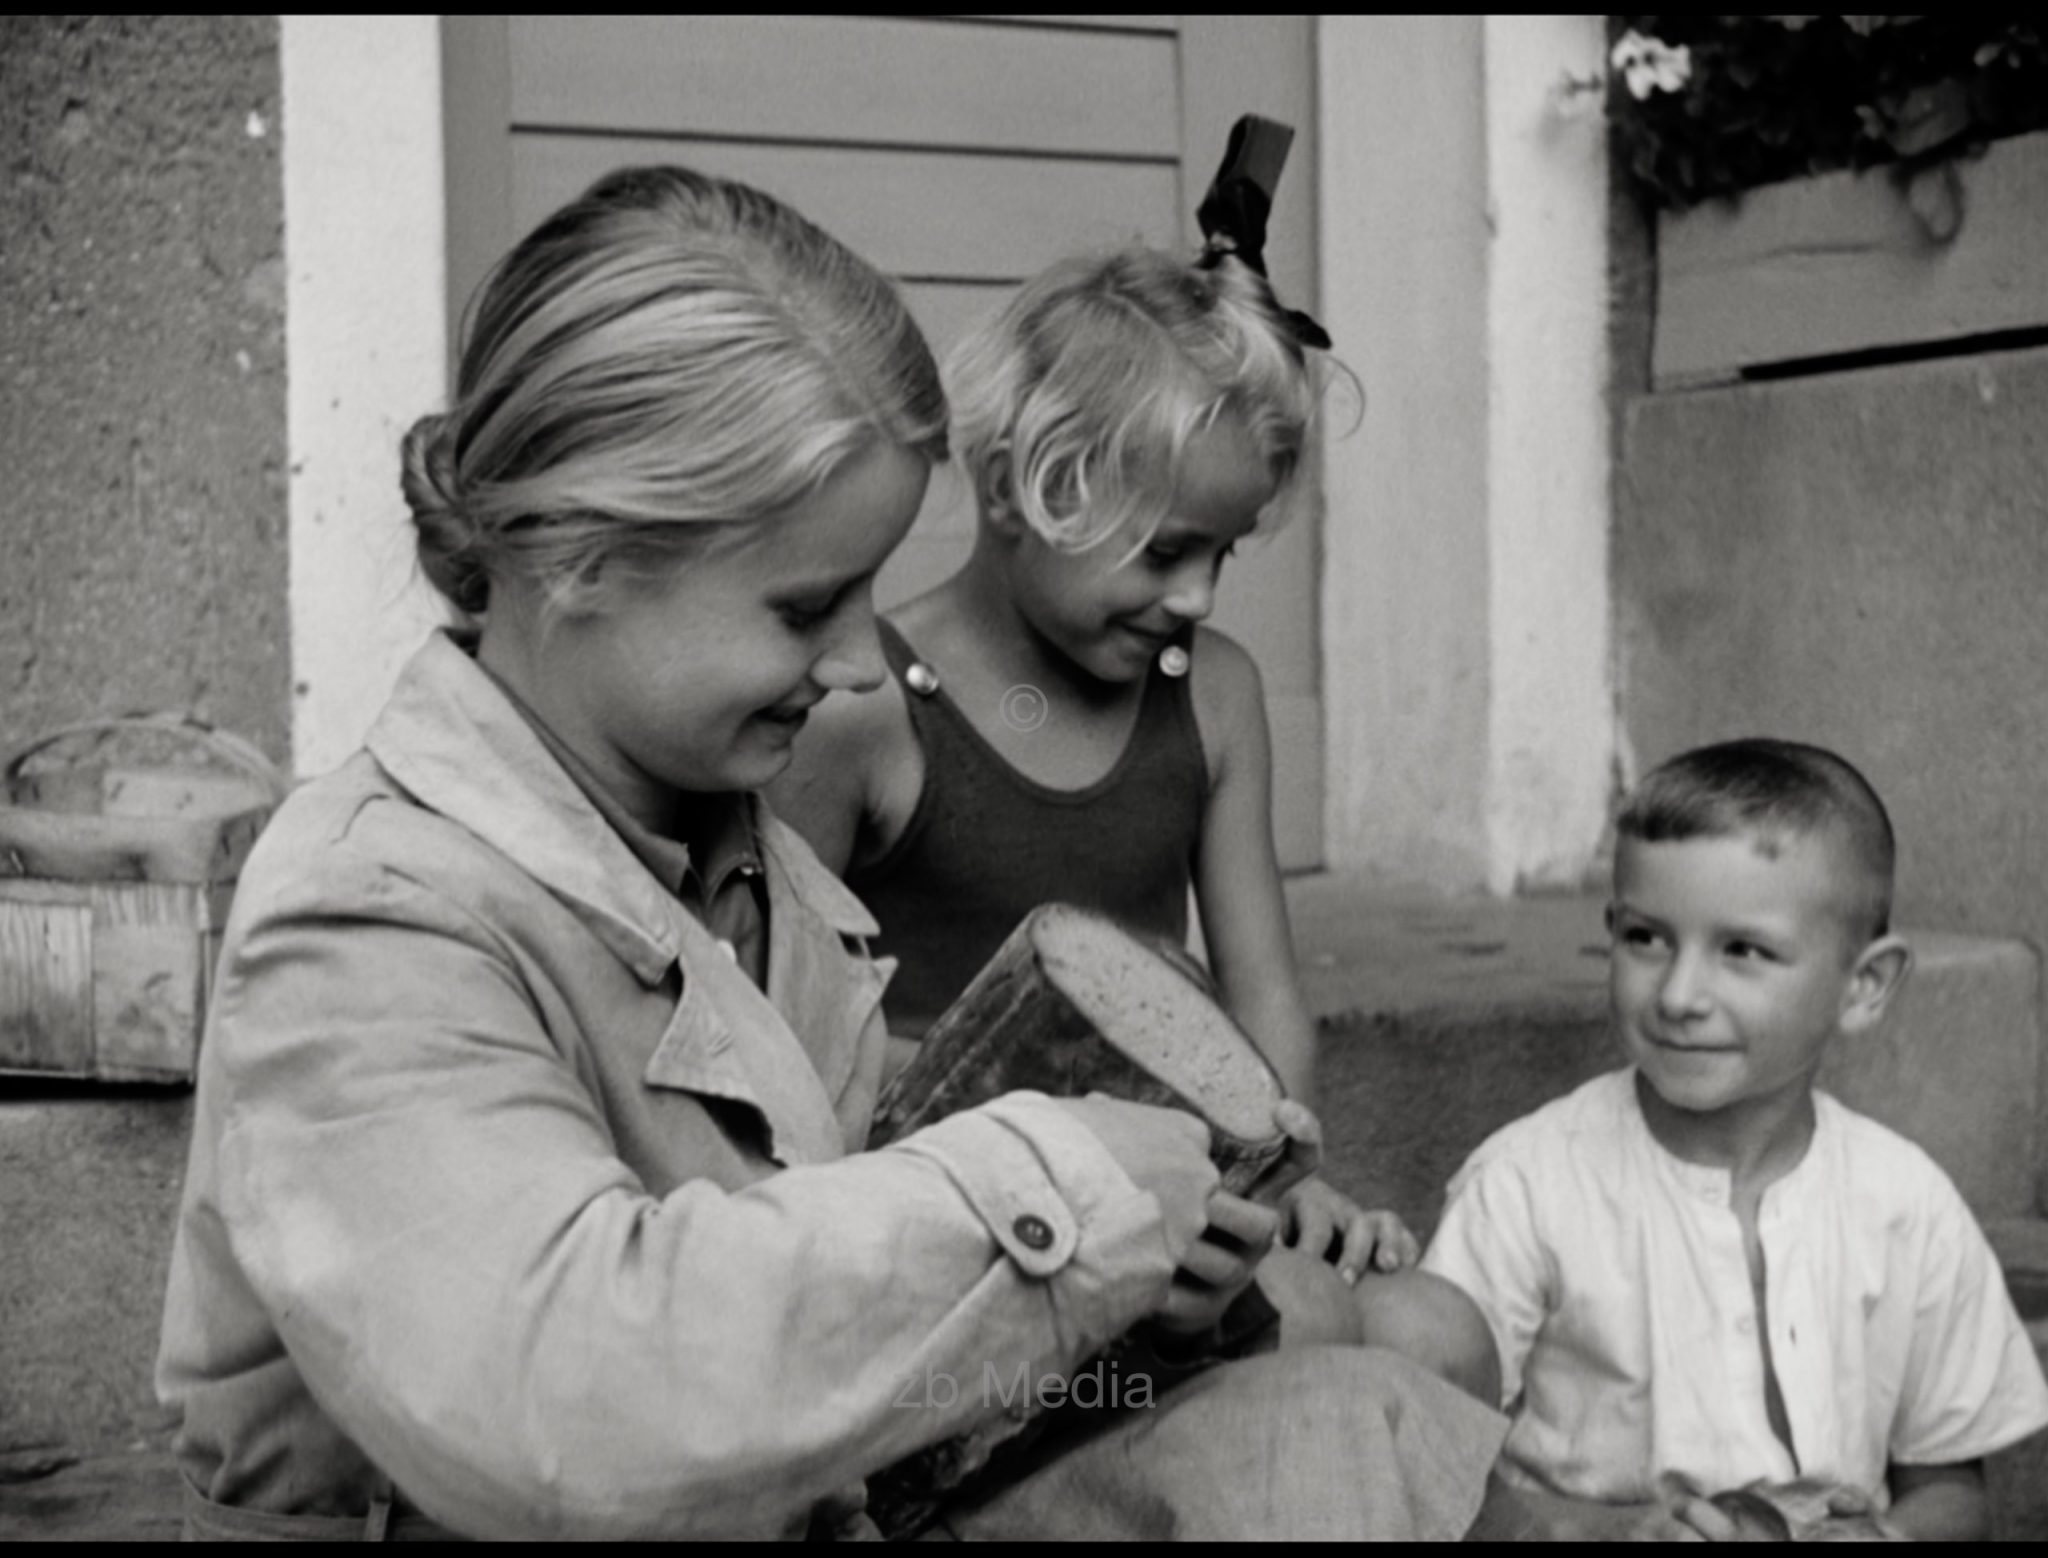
[366,634,878,985]
[756,809,879,941]
[370,634,890,1165]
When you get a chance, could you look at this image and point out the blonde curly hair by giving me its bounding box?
[947,246,1342,554]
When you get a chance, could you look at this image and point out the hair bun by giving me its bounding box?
[401,412,489,614]
[400,413,461,522]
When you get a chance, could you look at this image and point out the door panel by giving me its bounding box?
[509,138,1180,282]
[507,15,1181,158]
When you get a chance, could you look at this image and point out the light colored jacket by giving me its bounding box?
[156,633,1179,1539]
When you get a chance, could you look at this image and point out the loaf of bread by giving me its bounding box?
[867,902,1292,1194]
[861,904,1300,1539]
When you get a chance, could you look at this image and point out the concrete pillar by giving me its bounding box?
[281,16,450,780]
[1317,16,1613,894]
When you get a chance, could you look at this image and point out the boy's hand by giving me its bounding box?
[1815,1483,1909,1541]
[1624,1498,1741,1542]
[1491,1490,1734,1543]
[1649,1472,1750,1543]
[1279,1176,1421,1284]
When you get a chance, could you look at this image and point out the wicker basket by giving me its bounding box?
[0,713,285,1083]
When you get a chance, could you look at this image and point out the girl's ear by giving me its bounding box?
[978,448,1027,540]
[557,553,619,620]
[1838,933,1912,1036]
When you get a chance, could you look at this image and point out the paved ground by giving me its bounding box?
[1287,881,1614,1027]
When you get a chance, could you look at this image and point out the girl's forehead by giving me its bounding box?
[1178,412,1270,482]
[1163,421,1279,532]
[741,442,930,573]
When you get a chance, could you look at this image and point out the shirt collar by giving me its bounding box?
[1624,1067,1831,1211]
[365,633,682,983]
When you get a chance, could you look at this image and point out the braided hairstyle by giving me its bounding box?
[401,165,947,620]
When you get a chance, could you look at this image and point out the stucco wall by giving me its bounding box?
[1,16,289,765]
[1617,346,2048,955]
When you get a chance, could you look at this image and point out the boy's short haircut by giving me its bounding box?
[1616,737,1895,943]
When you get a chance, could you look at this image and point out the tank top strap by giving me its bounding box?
[874,616,956,763]
[877,617,1205,807]
[1143,633,1209,794]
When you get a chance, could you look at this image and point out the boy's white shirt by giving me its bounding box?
[1421,1069,2048,1506]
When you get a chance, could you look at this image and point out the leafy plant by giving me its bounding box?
[1608,16,2048,211]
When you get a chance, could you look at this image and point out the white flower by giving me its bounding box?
[1611,30,1693,101]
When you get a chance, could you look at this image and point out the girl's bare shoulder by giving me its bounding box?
[884,588,981,677]
[766,666,915,874]
[888,586,953,643]
[1187,626,1270,781]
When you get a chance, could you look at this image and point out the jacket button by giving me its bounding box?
[1012,1214,1054,1251]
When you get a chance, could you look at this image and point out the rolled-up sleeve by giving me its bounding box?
[209,857,1179,1539]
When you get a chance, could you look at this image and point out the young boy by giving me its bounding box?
[1428,739,2048,1541]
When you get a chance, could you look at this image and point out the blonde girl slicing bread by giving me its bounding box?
[156,163,1271,1538]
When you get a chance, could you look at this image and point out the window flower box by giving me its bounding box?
[1652,127,2048,388]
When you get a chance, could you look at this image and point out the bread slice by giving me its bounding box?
[867,903,1290,1194]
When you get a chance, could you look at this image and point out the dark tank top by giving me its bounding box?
[848,619,1210,1039]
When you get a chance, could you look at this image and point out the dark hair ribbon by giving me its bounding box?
[1195,114,1332,352]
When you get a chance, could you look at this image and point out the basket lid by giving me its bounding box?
[0,713,284,885]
